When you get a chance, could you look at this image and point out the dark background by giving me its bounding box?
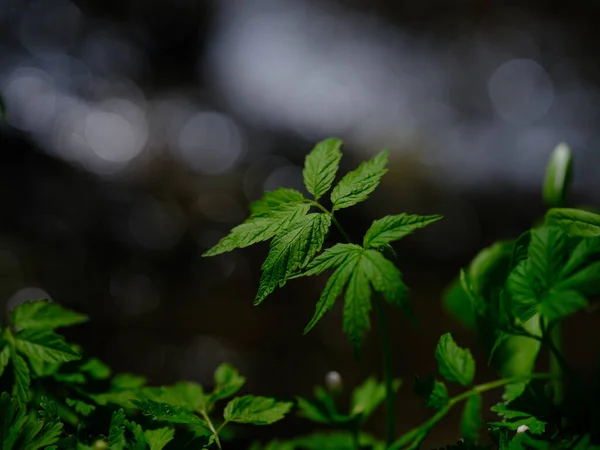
[1,0,600,447]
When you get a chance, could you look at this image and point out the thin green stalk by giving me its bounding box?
[200,410,222,449]
[549,322,564,405]
[392,374,554,450]
[311,199,396,445]
[374,294,395,445]
[310,201,352,243]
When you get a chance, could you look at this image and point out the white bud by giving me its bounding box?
[325,371,343,392]
[516,424,530,434]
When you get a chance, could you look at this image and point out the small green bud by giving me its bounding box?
[93,439,109,450]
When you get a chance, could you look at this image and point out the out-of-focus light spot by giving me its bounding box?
[196,193,245,223]
[243,155,292,202]
[129,197,185,250]
[85,111,142,163]
[6,287,52,319]
[488,59,554,124]
[18,0,82,56]
[176,112,245,174]
[2,67,57,132]
[263,165,305,193]
[110,273,160,316]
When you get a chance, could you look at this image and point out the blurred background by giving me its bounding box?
[1,0,600,447]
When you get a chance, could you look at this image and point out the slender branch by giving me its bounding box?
[199,410,222,449]
[374,293,395,445]
[310,201,352,243]
[392,373,555,450]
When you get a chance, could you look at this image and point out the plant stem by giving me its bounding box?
[374,294,395,446]
[200,410,222,449]
[391,373,554,450]
[548,322,564,405]
[310,201,352,243]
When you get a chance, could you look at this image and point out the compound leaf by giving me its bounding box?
[223,395,293,425]
[255,213,331,305]
[131,399,206,425]
[15,329,81,363]
[303,138,343,200]
[435,333,475,386]
[11,300,88,330]
[363,214,442,249]
[330,150,388,211]
[203,189,310,257]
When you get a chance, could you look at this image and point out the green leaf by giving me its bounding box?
[351,376,401,421]
[144,427,175,450]
[330,149,388,212]
[289,431,386,450]
[363,214,442,249]
[11,300,88,330]
[203,189,309,257]
[210,363,246,404]
[361,250,409,311]
[12,352,30,403]
[131,399,207,425]
[255,213,331,305]
[505,262,539,322]
[295,396,331,424]
[0,391,27,450]
[111,373,147,390]
[124,420,147,450]
[413,375,449,410]
[461,394,482,444]
[223,395,293,425]
[554,260,600,296]
[303,247,363,334]
[108,409,126,450]
[79,358,111,380]
[489,416,546,435]
[526,226,569,293]
[343,261,372,356]
[545,208,600,237]
[435,333,475,386]
[0,345,10,377]
[15,329,81,363]
[538,290,588,322]
[543,142,572,208]
[559,236,600,279]
[302,243,364,277]
[140,382,205,411]
[303,138,343,200]
[65,398,95,417]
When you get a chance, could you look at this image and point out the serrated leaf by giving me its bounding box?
[11,300,88,330]
[65,398,95,417]
[351,376,401,421]
[80,358,111,380]
[303,138,343,200]
[302,243,364,277]
[413,375,449,410]
[361,250,409,311]
[538,290,588,322]
[210,363,246,404]
[330,149,388,211]
[505,261,539,322]
[223,395,292,425]
[526,226,569,293]
[203,189,309,257]
[255,213,331,305]
[0,391,27,450]
[295,396,330,424]
[15,329,81,363]
[461,394,482,444]
[343,261,372,356]
[108,409,126,450]
[124,419,147,450]
[12,352,30,403]
[131,399,206,425]
[435,333,475,386]
[545,208,600,237]
[543,142,572,208]
[363,214,442,249]
[140,382,205,411]
[144,427,175,450]
[0,345,10,377]
[303,248,362,334]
